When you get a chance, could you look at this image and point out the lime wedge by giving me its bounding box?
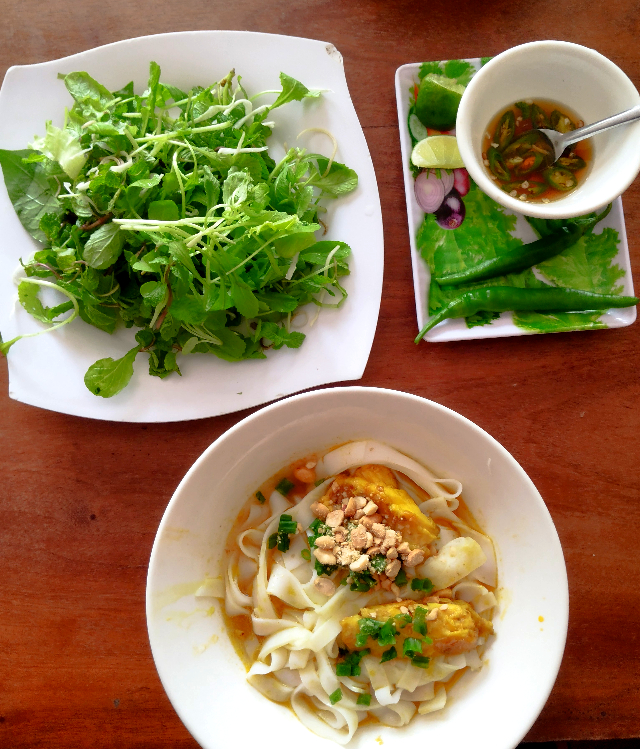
[415,74,465,131]
[411,135,465,169]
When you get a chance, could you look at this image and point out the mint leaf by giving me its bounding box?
[83,223,125,269]
[0,149,61,242]
[84,345,140,397]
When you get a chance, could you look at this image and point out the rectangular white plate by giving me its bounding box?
[395,60,636,342]
[0,31,384,421]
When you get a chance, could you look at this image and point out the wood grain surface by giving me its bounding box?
[1,1,639,746]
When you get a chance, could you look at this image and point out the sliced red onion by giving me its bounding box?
[414,170,445,213]
[453,168,471,196]
[439,169,455,195]
[435,188,466,230]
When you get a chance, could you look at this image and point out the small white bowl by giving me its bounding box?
[456,40,640,218]
[146,386,568,749]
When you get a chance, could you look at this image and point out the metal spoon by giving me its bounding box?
[537,104,640,163]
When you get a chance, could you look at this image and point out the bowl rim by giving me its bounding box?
[146,385,569,749]
[456,39,640,218]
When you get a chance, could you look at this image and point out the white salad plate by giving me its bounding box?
[0,31,383,422]
[395,60,636,343]
[147,387,568,749]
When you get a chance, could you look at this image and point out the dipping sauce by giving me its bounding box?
[482,99,592,204]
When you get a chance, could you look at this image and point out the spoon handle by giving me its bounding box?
[563,103,640,148]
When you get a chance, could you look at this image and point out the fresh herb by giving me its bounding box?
[315,559,338,577]
[369,554,388,574]
[308,517,329,545]
[394,567,408,588]
[329,688,343,705]
[394,613,412,629]
[380,646,397,664]
[356,693,371,706]
[410,577,434,593]
[314,478,325,487]
[275,477,295,497]
[268,534,277,549]
[349,570,377,592]
[376,618,397,647]
[0,64,358,394]
[402,637,423,657]
[335,648,370,677]
[301,548,311,561]
[255,490,266,504]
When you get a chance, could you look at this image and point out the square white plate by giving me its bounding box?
[395,60,636,342]
[0,31,383,421]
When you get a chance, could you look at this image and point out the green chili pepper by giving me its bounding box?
[487,147,509,180]
[544,166,578,191]
[494,110,516,151]
[514,150,544,176]
[531,103,550,129]
[557,155,587,171]
[415,287,638,342]
[550,110,576,133]
[436,224,584,286]
[515,101,531,119]
[526,181,548,196]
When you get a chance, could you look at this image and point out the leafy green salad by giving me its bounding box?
[0,63,358,397]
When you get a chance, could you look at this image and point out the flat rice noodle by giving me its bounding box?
[247,673,294,703]
[317,440,456,500]
[433,525,458,553]
[464,649,483,670]
[362,656,402,707]
[416,536,486,590]
[238,528,263,561]
[274,667,303,687]
[248,646,289,676]
[452,580,498,615]
[288,648,311,670]
[316,649,340,696]
[418,683,447,715]
[252,515,280,620]
[267,563,316,609]
[419,496,459,523]
[374,700,416,727]
[405,682,435,702]
[241,503,269,533]
[225,551,253,615]
[267,490,292,520]
[194,576,225,598]
[251,615,299,637]
[452,522,498,587]
[281,533,308,571]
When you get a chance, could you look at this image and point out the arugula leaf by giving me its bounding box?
[83,345,140,397]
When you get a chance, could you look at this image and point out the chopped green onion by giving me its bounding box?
[380,646,397,663]
[413,606,428,636]
[394,568,408,587]
[402,637,423,657]
[339,577,348,586]
[410,654,430,668]
[369,554,388,573]
[314,478,325,487]
[356,693,371,706]
[350,570,377,592]
[315,559,338,576]
[335,649,370,677]
[410,577,434,592]
[394,613,412,629]
[275,477,295,496]
[301,548,311,561]
[255,490,266,504]
[376,619,397,647]
[268,533,277,549]
[329,688,343,705]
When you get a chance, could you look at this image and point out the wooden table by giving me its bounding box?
[1,1,639,746]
